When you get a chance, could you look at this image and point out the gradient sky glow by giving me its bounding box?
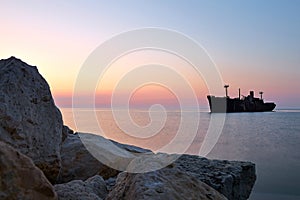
[1,0,300,108]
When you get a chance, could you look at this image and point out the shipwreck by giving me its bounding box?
[207,85,276,113]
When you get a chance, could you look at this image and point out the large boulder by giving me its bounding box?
[59,132,109,183]
[174,154,256,200]
[59,132,152,183]
[54,175,107,200]
[0,141,57,200]
[59,132,256,199]
[105,152,256,199]
[0,57,63,183]
[106,166,227,200]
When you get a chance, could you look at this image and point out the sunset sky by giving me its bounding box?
[1,0,299,109]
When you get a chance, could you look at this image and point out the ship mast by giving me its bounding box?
[259,91,263,100]
[224,85,229,97]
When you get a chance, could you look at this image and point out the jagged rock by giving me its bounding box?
[105,177,117,192]
[109,139,152,154]
[59,132,256,199]
[0,141,57,200]
[0,57,256,199]
[59,132,152,183]
[122,151,255,200]
[0,57,63,183]
[174,154,256,200]
[106,167,227,200]
[54,175,107,200]
[125,152,180,173]
[62,125,73,143]
[59,132,109,183]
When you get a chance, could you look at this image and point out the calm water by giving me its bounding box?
[61,108,300,200]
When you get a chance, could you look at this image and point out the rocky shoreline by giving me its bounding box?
[0,57,256,200]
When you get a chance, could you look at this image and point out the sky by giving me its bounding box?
[1,0,300,109]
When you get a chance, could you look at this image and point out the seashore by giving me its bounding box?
[0,57,256,200]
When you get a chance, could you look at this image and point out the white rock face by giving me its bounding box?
[0,141,57,200]
[59,132,152,183]
[0,57,63,183]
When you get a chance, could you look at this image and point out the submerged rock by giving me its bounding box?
[175,154,256,200]
[0,57,63,183]
[0,141,57,200]
[106,167,227,200]
[54,175,107,200]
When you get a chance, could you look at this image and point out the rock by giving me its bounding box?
[110,139,152,154]
[105,177,117,192]
[59,132,110,183]
[59,133,255,199]
[174,154,256,200]
[54,175,107,200]
[62,125,73,143]
[0,141,57,200]
[59,132,152,183]
[77,132,153,170]
[106,153,255,199]
[125,152,180,173]
[0,57,63,183]
[106,167,227,200]
[0,57,256,199]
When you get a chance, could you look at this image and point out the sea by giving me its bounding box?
[60,107,300,200]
